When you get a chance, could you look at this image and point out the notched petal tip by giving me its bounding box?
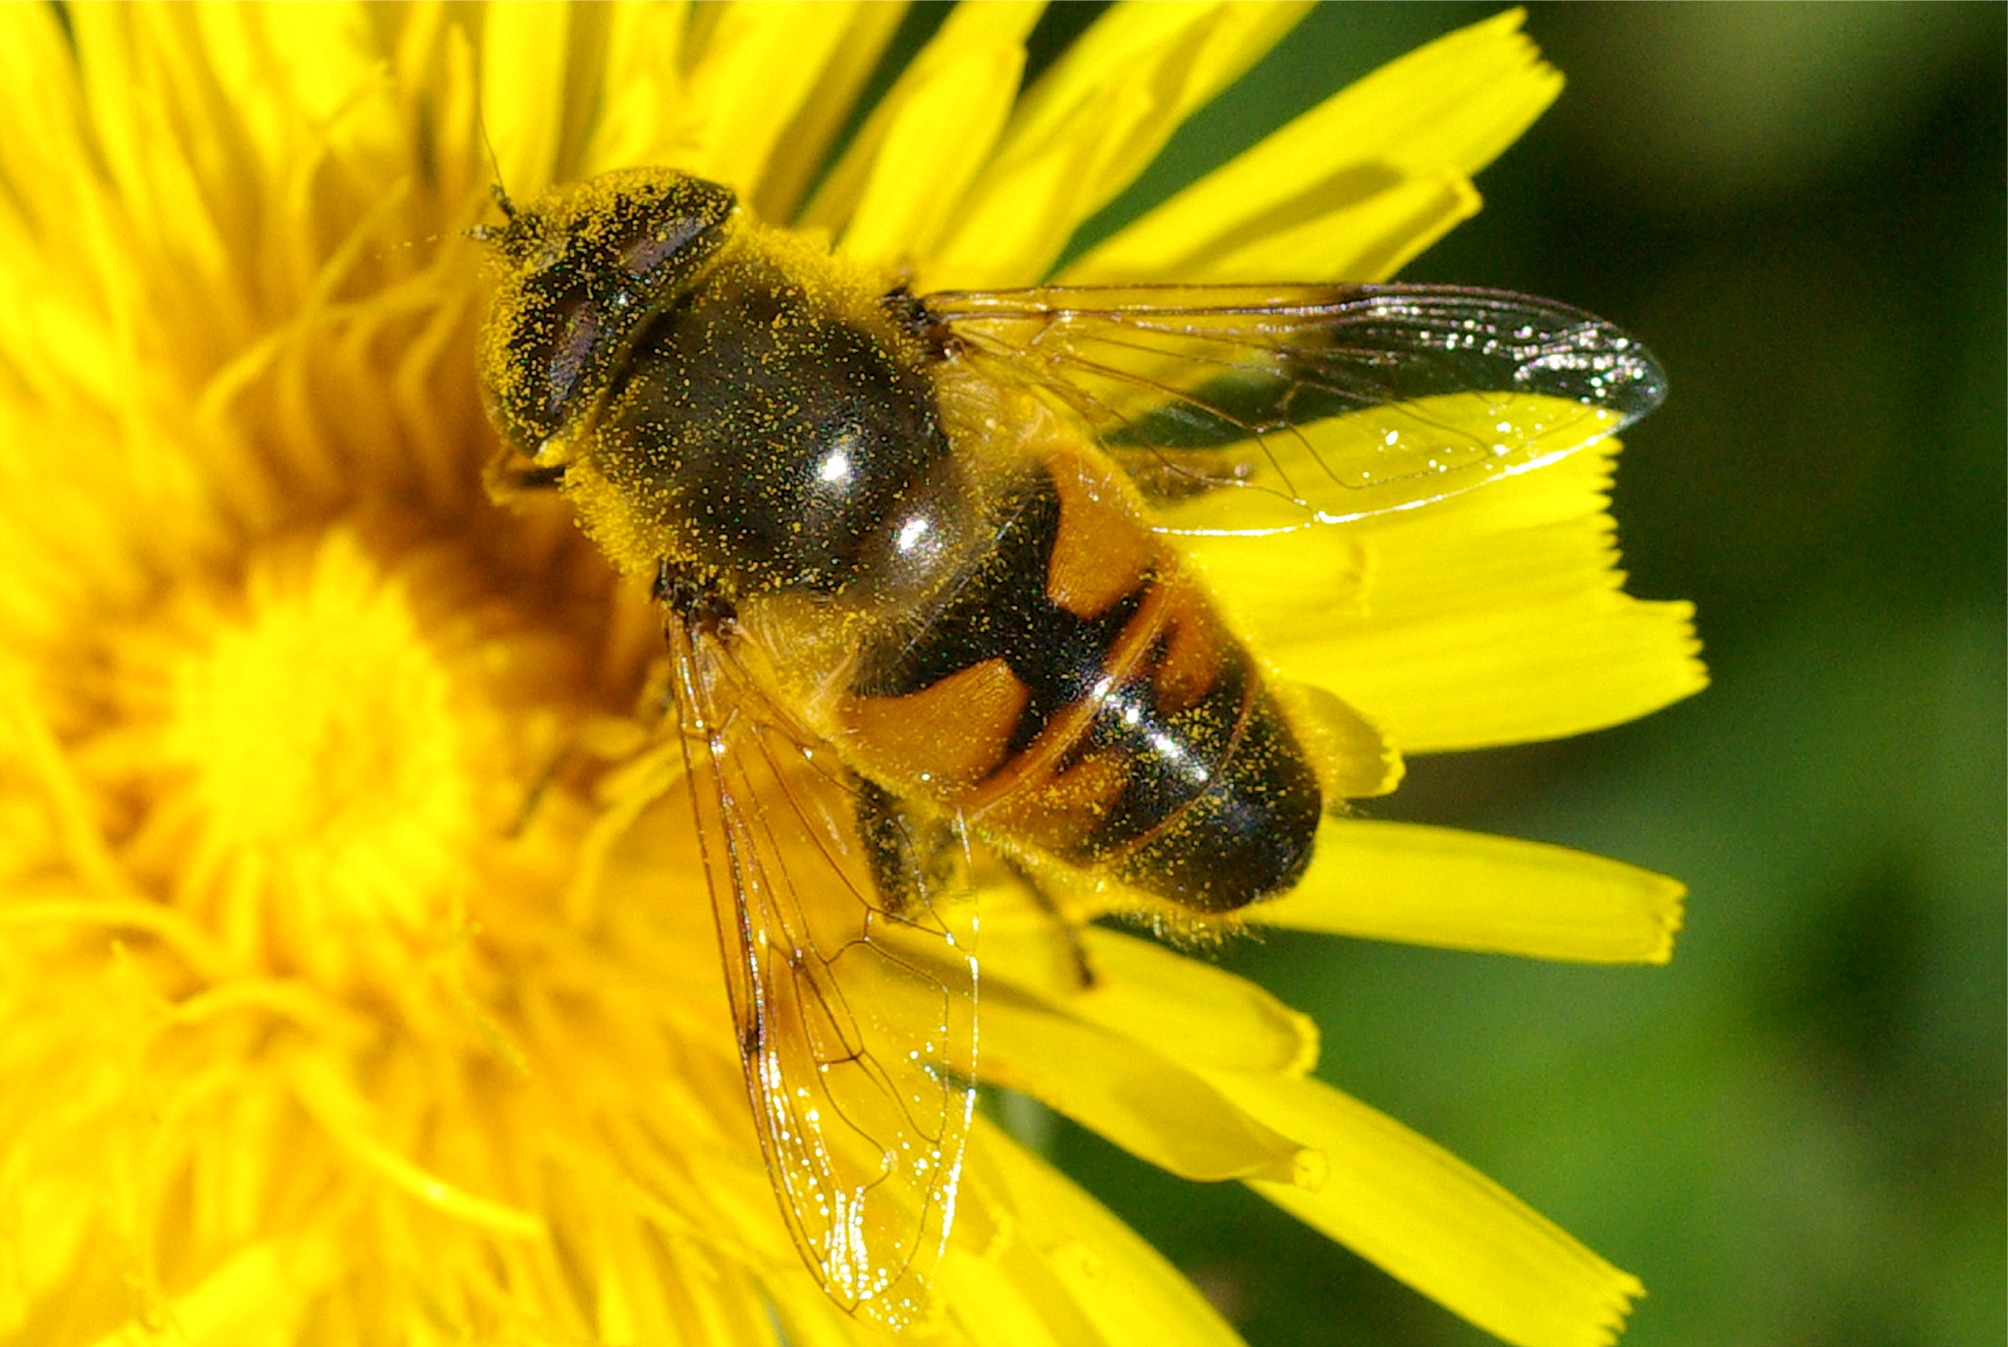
[1258,819,1688,966]
[1222,1071,1647,1347]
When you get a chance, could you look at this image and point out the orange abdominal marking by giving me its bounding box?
[1043,450,1155,620]
[834,430,1309,907]
[1147,580,1232,716]
[840,657,1029,788]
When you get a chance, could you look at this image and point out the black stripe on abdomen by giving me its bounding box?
[851,463,1321,912]
[850,466,1142,755]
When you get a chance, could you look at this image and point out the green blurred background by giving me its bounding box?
[975,5,2005,1346]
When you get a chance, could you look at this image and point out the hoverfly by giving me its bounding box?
[476,167,1663,1327]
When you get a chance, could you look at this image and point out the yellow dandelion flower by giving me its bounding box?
[0,6,1704,1347]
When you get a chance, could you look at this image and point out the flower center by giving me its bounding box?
[149,528,578,985]
[180,532,471,900]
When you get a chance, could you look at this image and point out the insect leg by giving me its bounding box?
[482,444,568,501]
[855,780,970,920]
[996,854,1099,992]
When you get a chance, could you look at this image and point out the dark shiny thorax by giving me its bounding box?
[596,252,956,598]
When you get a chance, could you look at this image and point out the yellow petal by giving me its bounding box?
[978,991,1317,1184]
[1255,819,1685,964]
[92,1235,342,1347]
[928,1,1309,287]
[918,85,1126,291]
[479,2,576,192]
[65,8,229,293]
[1280,681,1405,800]
[983,922,1318,1075]
[0,9,104,397]
[1330,6,1563,173]
[750,3,911,222]
[1068,8,1559,283]
[806,2,1043,266]
[942,1119,1248,1347]
[1216,1072,1642,1347]
[578,3,691,176]
[0,5,84,213]
[291,1058,546,1240]
[1069,171,1478,285]
[1191,441,1707,751]
[673,1,874,202]
[197,5,382,160]
[762,1275,884,1347]
[1001,0,1308,186]
[932,1253,1071,1347]
[588,1234,763,1347]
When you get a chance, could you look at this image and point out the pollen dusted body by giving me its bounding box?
[481,168,1323,916]
[478,164,1672,1324]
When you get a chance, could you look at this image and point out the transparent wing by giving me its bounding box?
[927,284,1666,534]
[664,607,978,1329]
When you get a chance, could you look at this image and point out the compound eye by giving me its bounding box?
[502,278,604,430]
[616,212,722,282]
[482,169,740,449]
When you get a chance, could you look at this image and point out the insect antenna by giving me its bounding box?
[467,110,520,243]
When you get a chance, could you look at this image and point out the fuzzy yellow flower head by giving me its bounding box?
[0,6,1702,1347]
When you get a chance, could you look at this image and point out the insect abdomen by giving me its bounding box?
[841,448,1321,912]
